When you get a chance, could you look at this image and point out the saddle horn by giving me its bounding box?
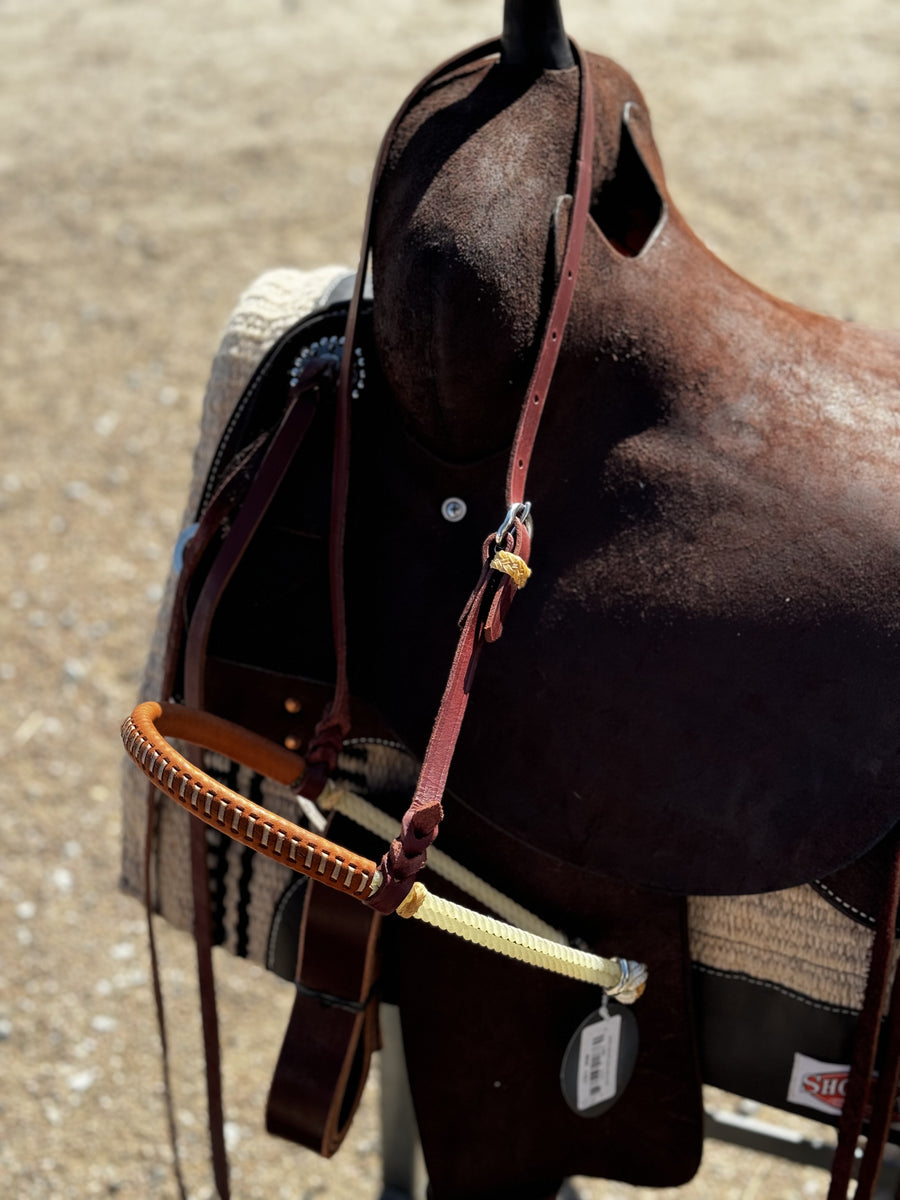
[500,0,574,69]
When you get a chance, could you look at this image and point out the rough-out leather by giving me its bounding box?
[354,41,900,1199]
[368,50,900,898]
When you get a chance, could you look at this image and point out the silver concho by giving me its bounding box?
[289,334,366,399]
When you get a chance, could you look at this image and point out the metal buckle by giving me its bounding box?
[495,501,531,545]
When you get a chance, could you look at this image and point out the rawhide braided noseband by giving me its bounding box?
[122,701,646,998]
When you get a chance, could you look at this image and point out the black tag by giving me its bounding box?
[559,998,639,1117]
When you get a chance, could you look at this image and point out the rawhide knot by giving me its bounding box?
[300,717,347,799]
[483,519,532,643]
[490,549,531,589]
[365,799,443,914]
[305,719,345,767]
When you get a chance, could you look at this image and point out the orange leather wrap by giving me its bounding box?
[122,701,379,898]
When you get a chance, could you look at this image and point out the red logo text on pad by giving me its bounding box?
[802,1070,848,1110]
[788,1053,900,1125]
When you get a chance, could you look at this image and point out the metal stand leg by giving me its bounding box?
[704,1104,837,1169]
[376,1010,582,1200]
[706,1102,900,1197]
[378,1004,428,1200]
[868,1143,900,1200]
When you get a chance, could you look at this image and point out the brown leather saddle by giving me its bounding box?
[350,36,900,1196]
[364,51,900,901]
[131,7,900,1199]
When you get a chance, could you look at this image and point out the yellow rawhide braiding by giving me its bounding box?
[397,882,647,998]
[490,549,531,588]
[395,883,428,918]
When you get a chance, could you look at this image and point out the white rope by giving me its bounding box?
[323,784,564,939]
[406,886,645,995]
[321,784,648,1002]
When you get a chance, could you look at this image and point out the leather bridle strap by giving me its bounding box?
[367,41,596,915]
[303,37,508,783]
[138,430,273,1200]
[505,52,594,510]
[183,371,326,717]
[265,835,383,1158]
[178,381,329,1198]
[130,44,595,1189]
[827,840,900,1200]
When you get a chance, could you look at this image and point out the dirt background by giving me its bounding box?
[2,0,899,1197]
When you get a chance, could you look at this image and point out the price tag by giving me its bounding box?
[559,997,639,1118]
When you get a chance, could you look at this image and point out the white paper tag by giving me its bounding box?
[576,1013,622,1111]
[560,1000,638,1118]
[787,1053,851,1117]
[788,1051,900,1128]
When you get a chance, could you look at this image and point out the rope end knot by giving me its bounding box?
[395,881,427,919]
[490,549,531,589]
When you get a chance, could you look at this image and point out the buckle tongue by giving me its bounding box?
[495,501,531,545]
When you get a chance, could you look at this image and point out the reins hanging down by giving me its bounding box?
[122,702,647,1001]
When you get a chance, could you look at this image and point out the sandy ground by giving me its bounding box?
[1,1,899,1197]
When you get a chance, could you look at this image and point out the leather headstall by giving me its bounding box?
[122,36,598,1192]
[124,34,597,931]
